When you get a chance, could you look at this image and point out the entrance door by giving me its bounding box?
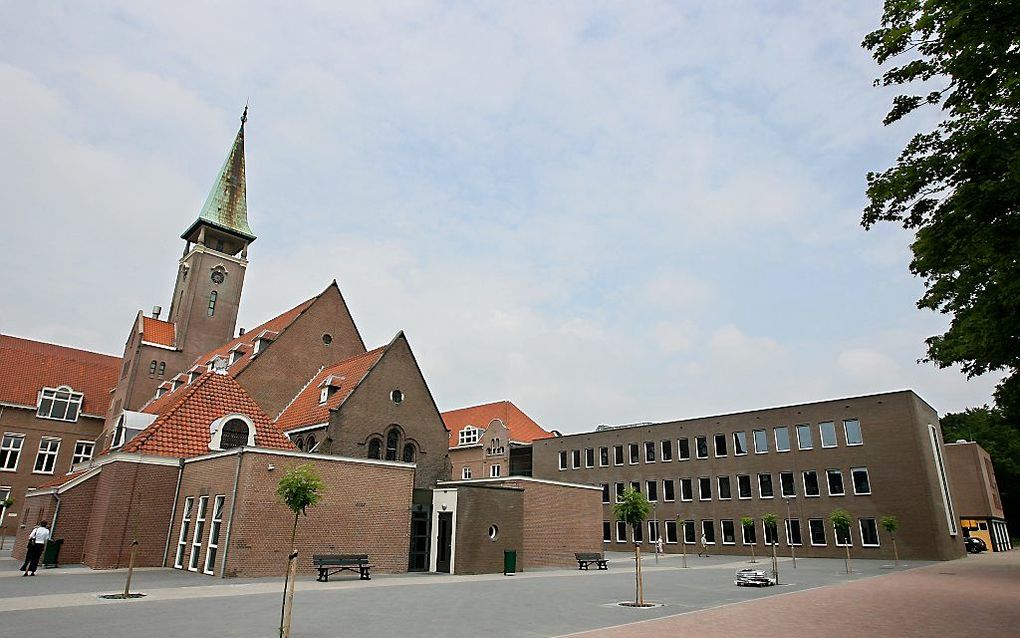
[436,512,453,573]
[408,510,431,571]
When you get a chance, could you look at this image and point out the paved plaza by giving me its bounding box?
[0,546,1016,637]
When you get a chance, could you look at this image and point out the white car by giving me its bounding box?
[734,568,776,587]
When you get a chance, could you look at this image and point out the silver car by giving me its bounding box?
[735,568,776,587]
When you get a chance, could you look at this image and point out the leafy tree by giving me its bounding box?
[830,509,854,574]
[881,516,900,565]
[861,0,1020,420]
[613,488,652,606]
[762,512,779,581]
[741,516,757,563]
[277,464,325,638]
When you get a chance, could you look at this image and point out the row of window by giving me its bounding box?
[460,465,502,479]
[0,434,94,474]
[558,420,863,470]
[366,427,416,463]
[603,516,882,548]
[174,494,226,575]
[600,467,872,503]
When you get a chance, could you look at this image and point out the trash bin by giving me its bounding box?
[42,538,63,568]
[503,550,517,575]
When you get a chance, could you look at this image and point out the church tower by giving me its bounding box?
[100,108,256,449]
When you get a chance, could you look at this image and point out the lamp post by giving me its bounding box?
[784,496,796,569]
[677,516,688,568]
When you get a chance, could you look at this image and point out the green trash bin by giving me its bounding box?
[42,538,63,568]
[503,549,517,575]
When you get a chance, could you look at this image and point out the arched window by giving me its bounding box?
[157,362,166,376]
[368,438,382,459]
[208,291,218,317]
[220,418,249,449]
[149,360,157,375]
[294,436,304,451]
[386,429,400,461]
[402,443,416,463]
[306,434,317,452]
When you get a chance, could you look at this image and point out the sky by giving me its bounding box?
[0,1,1003,433]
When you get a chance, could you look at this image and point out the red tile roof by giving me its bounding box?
[141,316,176,347]
[274,346,387,432]
[442,400,555,448]
[123,371,293,458]
[0,334,121,416]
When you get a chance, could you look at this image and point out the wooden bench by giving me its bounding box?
[313,554,373,581]
[575,552,609,570]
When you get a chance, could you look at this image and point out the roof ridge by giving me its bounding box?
[274,365,325,423]
[0,334,121,362]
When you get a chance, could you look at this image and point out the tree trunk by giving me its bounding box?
[281,551,298,638]
[123,541,138,596]
[771,542,778,585]
[280,513,300,638]
[634,543,644,605]
[750,541,756,563]
[892,537,899,566]
[845,545,852,574]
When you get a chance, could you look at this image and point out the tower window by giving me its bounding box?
[157,361,166,376]
[149,360,158,375]
[402,442,416,463]
[368,438,382,459]
[386,428,400,461]
[208,291,218,317]
[322,334,333,345]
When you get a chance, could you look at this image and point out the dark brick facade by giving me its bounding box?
[450,485,523,574]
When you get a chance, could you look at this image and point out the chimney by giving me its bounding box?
[152,305,162,319]
[238,327,246,336]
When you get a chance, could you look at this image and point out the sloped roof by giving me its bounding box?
[182,113,254,241]
[0,334,121,416]
[141,316,176,347]
[442,400,555,448]
[123,371,293,458]
[274,346,387,432]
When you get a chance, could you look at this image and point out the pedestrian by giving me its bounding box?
[655,537,664,556]
[22,520,49,576]
[698,532,709,557]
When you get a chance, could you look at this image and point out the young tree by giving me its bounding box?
[830,509,854,574]
[277,464,325,638]
[741,516,757,563]
[762,513,779,582]
[613,487,652,606]
[861,1,1020,421]
[881,516,900,565]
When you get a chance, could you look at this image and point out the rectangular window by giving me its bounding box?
[71,441,94,465]
[835,523,852,547]
[859,518,880,546]
[601,483,610,504]
[742,520,757,545]
[571,449,581,469]
[678,438,690,461]
[189,495,208,571]
[634,521,644,543]
[786,519,802,546]
[646,480,658,502]
[695,436,709,459]
[663,479,675,502]
[33,438,60,474]
[644,441,656,463]
[753,429,768,454]
[774,426,791,452]
[721,520,736,545]
[796,424,813,450]
[1,434,25,471]
[780,471,796,498]
[203,495,225,575]
[680,478,693,502]
[665,520,678,543]
[629,443,640,465]
[714,433,727,457]
[490,464,502,477]
[803,470,820,497]
[585,448,595,468]
[648,520,660,542]
[697,476,711,501]
[36,386,83,422]
[599,447,610,467]
[809,518,826,545]
[462,467,472,479]
[614,445,625,466]
[820,421,837,448]
[616,520,628,543]
[758,473,774,498]
[827,469,845,496]
[174,497,194,568]
[603,521,612,543]
[928,424,958,535]
[683,520,696,544]
[558,451,567,470]
[763,520,778,545]
[844,419,863,446]
[615,482,625,503]
[660,440,673,462]
[630,481,641,495]
[737,474,752,499]
[717,475,732,500]
[733,431,747,455]
[851,467,871,495]
[702,520,716,544]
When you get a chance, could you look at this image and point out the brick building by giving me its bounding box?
[532,390,966,561]
[944,440,1011,552]
[443,400,557,480]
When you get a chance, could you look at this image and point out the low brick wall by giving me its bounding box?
[452,485,523,574]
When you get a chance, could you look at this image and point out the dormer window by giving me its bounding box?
[188,370,201,383]
[171,377,184,392]
[209,414,257,451]
[229,349,244,365]
[252,338,266,356]
[37,386,83,422]
[319,388,329,404]
[155,386,168,398]
[458,426,479,446]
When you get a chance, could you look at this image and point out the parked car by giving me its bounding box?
[735,568,776,587]
[965,537,987,554]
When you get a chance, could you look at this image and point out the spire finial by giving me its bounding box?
[241,101,249,125]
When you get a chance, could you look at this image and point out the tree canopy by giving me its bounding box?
[612,488,651,533]
[277,464,325,517]
[861,0,1020,419]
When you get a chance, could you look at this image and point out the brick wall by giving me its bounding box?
[452,485,523,574]
[515,480,603,569]
[945,442,1002,518]
[11,492,56,562]
[45,473,100,565]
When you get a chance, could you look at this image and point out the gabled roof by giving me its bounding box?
[124,370,292,458]
[0,334,121,416]
[141,316,176,347]
[274,346,387,432]
[442,400,555,448]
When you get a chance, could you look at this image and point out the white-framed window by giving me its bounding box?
[763,519,778,545]
[803,470,820,497]
[628,443,639,465]
[698,476,712,501]
[462,467,472,479]
[682,520,696,544]
[203,495,226,574]
[585,448,595,468]
[714,433,727,457]
[721,519,736,545]
[648,519,660,542]
[209,415,255,451]
[644,441,656,463]
[558,450,567,471]
[809,518,827,545]
[615,482,625,503]
[859,518,880,547]
[733,431,748,455]
[677,438,690,461]
[601,483,610,504]
[928,424,958,535]
[796,424,813,450]
[774,426,791,452]
[753,429,768,454]
[603,521,612,543]
[189,496,208,571]
[736,474,752,499]
[646,480,658,502]
[665,519,678,543]
[33,437,60,474]
[319,388,329,404]
[660,440,673,462]
[1,434,25,471]
[633,520,644,544]
[826,469,845,496]
[851,467,871,495]
[0,486,10,517]
[175,497,194,568]
[616,520,628,543]
[780,471,796,498]
[490,464,502,477]
[663,479,675,502]
[844,419,863,446]
[701,520,716,544]
[695,436,709,459]
[459,426,479,446]
[785,519,802,546]
[613,445,625,466]
[71,441,94,465]
[630,481,641,495]
[819,421,837,448]
[599,446,610,467]
[229,349,244,365]
[835,523,852,547]
[741,519,757,545]
[571,449,581,469]
[758,473,774,498]
[36,386,83,422]
[680,477,693,502]
[717,475,732,500]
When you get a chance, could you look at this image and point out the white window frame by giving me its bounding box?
[458,426,479,446]
[803,470,820,497]
[601,483,610,504]
[721,519,736,545]
[834,523,853,547]
[490,464,502,477]
[36,386,83,422]
[859,518,880,547]
[603,520,612,543]
[628,443,639,465]
[665,519,678,544]
[695,435,709,459]
[682,520,696,545]
[662,478,676,502]
[717,475,732,500]
[571,449,581,470]
[785,518,802,546]
[826,469,845,496]
[584,448,595,468]
[646,480,658,502]
[780,471,796,498]
[733,431,748,456]
[613,445,625,466]
[615,482,625,503]
[698,476,712,501]
[796,423,813,450]
[713,433,727,458]
[175,497,194,569]
[741,520,756,545]
[843,419,863,446]
[758,472,774,499]
[701,520,716,545]
[203,495,226,574]
[928,424,958,535]
[33,437,61,475]
[680,477,693,502]
[660,440,673,462]
[752,429,768,454]
[558,450,567,471]
[71,440,95,465]
[647,519,660,543]
[851,466,871,495]
[462,467,472,479]
[189,495,208,571]
[616,520,628,543]
[819,421,837,448]
[677,438,690,461]
[809,518,827,546]
[1,433,25,471]
[774,426,791,453]
[598,446,610,467]
[736,474,753,499]
[644,441,656,464]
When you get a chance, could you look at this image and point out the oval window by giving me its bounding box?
[322,333,333,345]
[391,390,403,404]
[488,525,499,541]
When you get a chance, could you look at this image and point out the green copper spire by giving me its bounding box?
[183,106,256,242]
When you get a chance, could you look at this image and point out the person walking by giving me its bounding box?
[698,532,709,557]
[22,521,49,576]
